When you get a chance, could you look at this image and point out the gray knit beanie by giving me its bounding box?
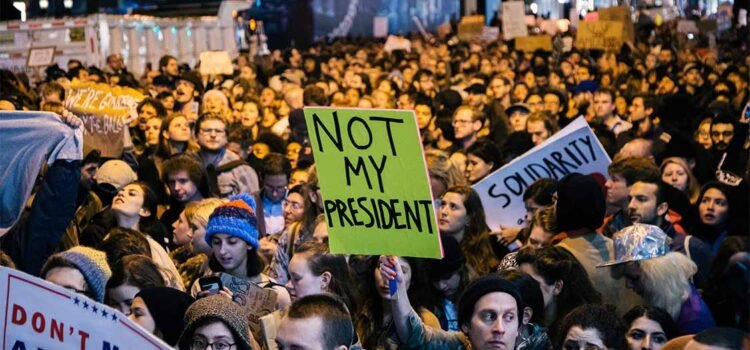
[177,295,253,350]
[42,246,112,303]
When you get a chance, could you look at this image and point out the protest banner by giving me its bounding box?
[64,81,144,158]
[515,35,553,52]
[383,35,412,53]
[598,6,635,41]
[575,20,624,51]
[219,273,277,342]
[0,266,171,350]
[502,1,527,40]
[457,15,485,41]
[481,26,500,42]
[199,51,233,76]
[26,47,55,67]
[303,107,441,258]
[473,117,611,230]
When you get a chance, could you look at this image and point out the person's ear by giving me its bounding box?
[461,323,469,334]
[138,207,151,218]
[162,130,170,140]
[334,346,348,350]
[522,306,533,325]
[656,201,669,217]
[553,280,564,296]
[321,271,332,291]
[472,119,482,131]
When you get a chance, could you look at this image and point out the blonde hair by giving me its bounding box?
[184,198,225,230]
[660,157,700,204]
[531,206,558,234]
[638,252,697,319]
[425,149,466,193]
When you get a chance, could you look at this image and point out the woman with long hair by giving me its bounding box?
[623,306,678,350]
[108,181,183,290]
[106,255,166,316]
[356,256,439,349]
[464,138,503,184]
[693,181,749,254]
[139,113,200,205]
[192,194,290,308]
[660,157,700,204]
[437,185,499,276]
[286,241,358,318]
[517,246,603,337]
[268,184,322,284]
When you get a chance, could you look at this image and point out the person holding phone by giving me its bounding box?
[190,193,290,308]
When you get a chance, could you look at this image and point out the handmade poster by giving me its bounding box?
[515,35,553,52]
[303,107,442,258]
[677,20,699,33]
[219,273,277,342]
[502,1,527,40]
[598,6,635,41]
[383,35,412,53]
[457,15,485,41]
[64,81,144,158]
[575,20,624,51]
[473,117,611,230]
[0,266,171,350]
[27,47,55,67]
[199,51,233,76]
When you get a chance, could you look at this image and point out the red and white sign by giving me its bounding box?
[0,267,171,350]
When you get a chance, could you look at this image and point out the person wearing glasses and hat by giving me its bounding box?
[598,224,716,336]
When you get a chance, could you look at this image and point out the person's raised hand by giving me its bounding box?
[379,255,404,287]
[59,109,83,129]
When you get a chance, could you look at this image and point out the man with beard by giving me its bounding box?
[602,156,661,232]
[174,71,203,124]
[709,112,749,176]
[625,179,712,287]
[617,94,670,158]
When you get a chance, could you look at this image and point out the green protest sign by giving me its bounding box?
[303,107,442,258]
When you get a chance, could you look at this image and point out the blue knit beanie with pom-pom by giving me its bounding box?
[204,193,259,248]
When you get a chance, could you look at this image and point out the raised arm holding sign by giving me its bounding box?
[303,107,442,259]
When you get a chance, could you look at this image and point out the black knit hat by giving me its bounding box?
[178,295,253,350]
[457,275,523,327]
[556,173,606,232]
[136,287,195,346]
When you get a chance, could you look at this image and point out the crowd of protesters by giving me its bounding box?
[0,8,749,350]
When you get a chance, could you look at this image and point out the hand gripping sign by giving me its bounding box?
[303,107,442,259]
[0,266,171,350]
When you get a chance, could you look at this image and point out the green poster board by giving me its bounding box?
[304,107,442,258]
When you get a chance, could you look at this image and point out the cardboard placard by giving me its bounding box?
[199,51,233,76]
[502,1,528,40]
[473,117,611,229]
[575,20,624,51]
[303,107,442,258]
[0,267,171,349]
[64,81,144,158]
[384,35,412,53]
[458,15,485,41]
[26,47,55,67]
[515,35,553,52]
[598,6,635,41]
[219,273,278,342]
